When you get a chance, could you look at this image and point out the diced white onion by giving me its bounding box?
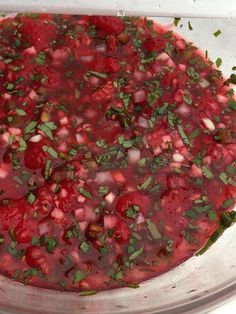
[24,46,36,55]
[173,153,184,162]
[28,90,38,100]
[95,43,106,53]
[9,127,21,136]
[156,52,169,61]
[103,215,118,229]
[3,93,11,100]
[80,55,95,63]
[128,149,141,164]
[202,118,215,131]
[74,208,85,221]
[59,116,69,126]
[76,133,85,144]
[29,134,42,143]
[77,195,86,203]
[136,213,145,224]
[138,116,149,128]
[2,132,9,144]
[60,189,68,198]
[199,78,210,88]
[105,192,116,204]
[0,167,8,179]
[217,94,228,103]
[133,90,146,103]
[176,104,191,117]
[38,219,51,236]
[51,208,64,220]
[95,171,113,184]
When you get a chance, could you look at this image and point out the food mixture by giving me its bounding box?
[0,14,235,293]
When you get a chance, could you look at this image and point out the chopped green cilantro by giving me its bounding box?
[208,209,217,221]
[219,172,228,185]
[222,198,234,209]
[80,241,90,254]
[15,108,27,116]
[35,51,46,66]
[27,193,36,204]
[44,159,51,180]
[78,187,92,199]
[18,137,27,152]
[146,218,161,239]
[44,237,57,253]
[173,17,181,27]
[229,73,236,85]
[24,121,37,134]
[98,186,109,195]
[79,290,97,296]
[42,145,58,158]
[87,71,107,79]
[129,247,144,260]
[177,124,190,146]
[213,29,222,37]
[215,57,222,68]
[74,271,86,283]
[188,21,193,31]
[202,166,214,179]
[229,99,236,111]
[138,176,153,190]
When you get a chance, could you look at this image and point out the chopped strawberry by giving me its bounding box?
[116,191,151,217]
[167,173,190,190]
[143,37,166,52]
[91,16,125,34]
[113,220,130,243]
[20,16,57,50]
[24,141,48,170]
[25,246,50,275]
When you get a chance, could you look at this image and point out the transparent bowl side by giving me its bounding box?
[0,16,235,314]
[1,224,236,314]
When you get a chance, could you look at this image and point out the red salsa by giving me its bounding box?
[0,14,235,292]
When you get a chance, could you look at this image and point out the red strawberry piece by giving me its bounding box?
[92,81,115,103]
[167,173,190,190]
[115,191,151,216]
[91,16,125,34]
[25,246,50,275]
[113,220,130,244]
[24,142,47,170]
[143,37,166,52]
[20,17,57,50]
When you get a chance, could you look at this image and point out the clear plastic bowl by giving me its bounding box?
[0,14,235,314]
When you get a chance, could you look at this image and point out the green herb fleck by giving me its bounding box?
[188,21,193,31]
[87,71,107,79]
[178,124,190,145]
[35,52,46,66]
[222,198,234,209]
[138,176,153,190]
[28,193,36,204]
[78,187,92,199]
[42,145,58,158]
[229,99,236,111]
[80,241,90,254]
[15,108,27,116]
[74,271,86,283]
[213,29,222,37]
[202,166,214,179]
[79,290,97,296]
[215,57,222,68]
[24,121,37,134]
[174,17,181,27]
[146,218,161,239]
[129,247,144,260]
